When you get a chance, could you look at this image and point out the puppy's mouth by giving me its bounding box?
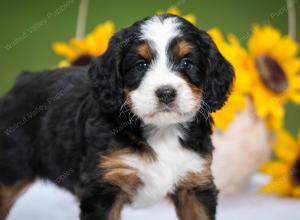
[158,104,174,112]
[146,105,195,118]
[150,104,177,115]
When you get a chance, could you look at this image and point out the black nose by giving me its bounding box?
[155,85,177,104]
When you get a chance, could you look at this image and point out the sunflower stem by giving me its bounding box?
[75,0,90,39]
[287,0,297,39]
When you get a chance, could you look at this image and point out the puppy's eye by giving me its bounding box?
[179,58,193,71]
[135,61,149,72]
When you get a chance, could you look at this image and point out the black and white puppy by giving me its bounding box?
[0,14,233,220]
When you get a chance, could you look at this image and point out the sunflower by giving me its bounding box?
[209,28,251,130]
[261,129,300,197]
[212,25,300,130]
[156,6,197,25]
[52,21,115,66]
[246,25,300,130]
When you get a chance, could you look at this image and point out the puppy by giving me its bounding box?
[0,14,233,220]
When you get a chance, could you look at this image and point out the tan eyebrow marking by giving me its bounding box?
[176,40,192,58]
[137,42,153,60]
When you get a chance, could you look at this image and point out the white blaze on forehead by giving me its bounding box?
[140,16,181,59]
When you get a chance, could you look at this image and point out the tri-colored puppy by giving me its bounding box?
[0,14,234,220]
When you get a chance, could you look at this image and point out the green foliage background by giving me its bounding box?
[0,0,299,134]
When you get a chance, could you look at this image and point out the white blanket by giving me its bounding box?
[7,174,300,220]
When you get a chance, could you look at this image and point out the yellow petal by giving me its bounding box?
[248,25,281,57]
[272,36,299,62]
[274,130,299,162]
[234,69,252,94]
[266,103,285,130]
[70,38,89,54]
[267,114,284,131]
[57,60,71,67]
[292,187,300,197]
[208,28,224,44]
[167,7,181,15]
[289,92,300,104]
[252,86,272,117]
[212,92,246,130]
[85,21,115,56]
[272,103,284,119]
[260,161,289,177]
[289,74,300,90]
[183,14,197,25]
[261,176,293,196]
[284,60,300,80]
[52,42,78,61]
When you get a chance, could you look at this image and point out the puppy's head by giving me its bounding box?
[89,14,234,126]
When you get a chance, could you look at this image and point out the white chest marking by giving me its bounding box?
[121,126,205,208]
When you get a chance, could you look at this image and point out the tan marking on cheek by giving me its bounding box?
[137,42,153,60]
[176,41,192,58]
[190,86,203,99]
[0,180,32,220]
[175,190,210,220]
[181,75,203,100]
[123,87,133,108]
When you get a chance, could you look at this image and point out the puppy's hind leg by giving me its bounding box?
[0,180,32,220]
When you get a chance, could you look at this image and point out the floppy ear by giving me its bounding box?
[202,34,234,112]
[88,30,128,113]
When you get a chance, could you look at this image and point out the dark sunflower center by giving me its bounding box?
[255,55,288,94]
[291,157,300,185]
[72,55,94,66]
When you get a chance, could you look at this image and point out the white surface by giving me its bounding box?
[8,174,300,220]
